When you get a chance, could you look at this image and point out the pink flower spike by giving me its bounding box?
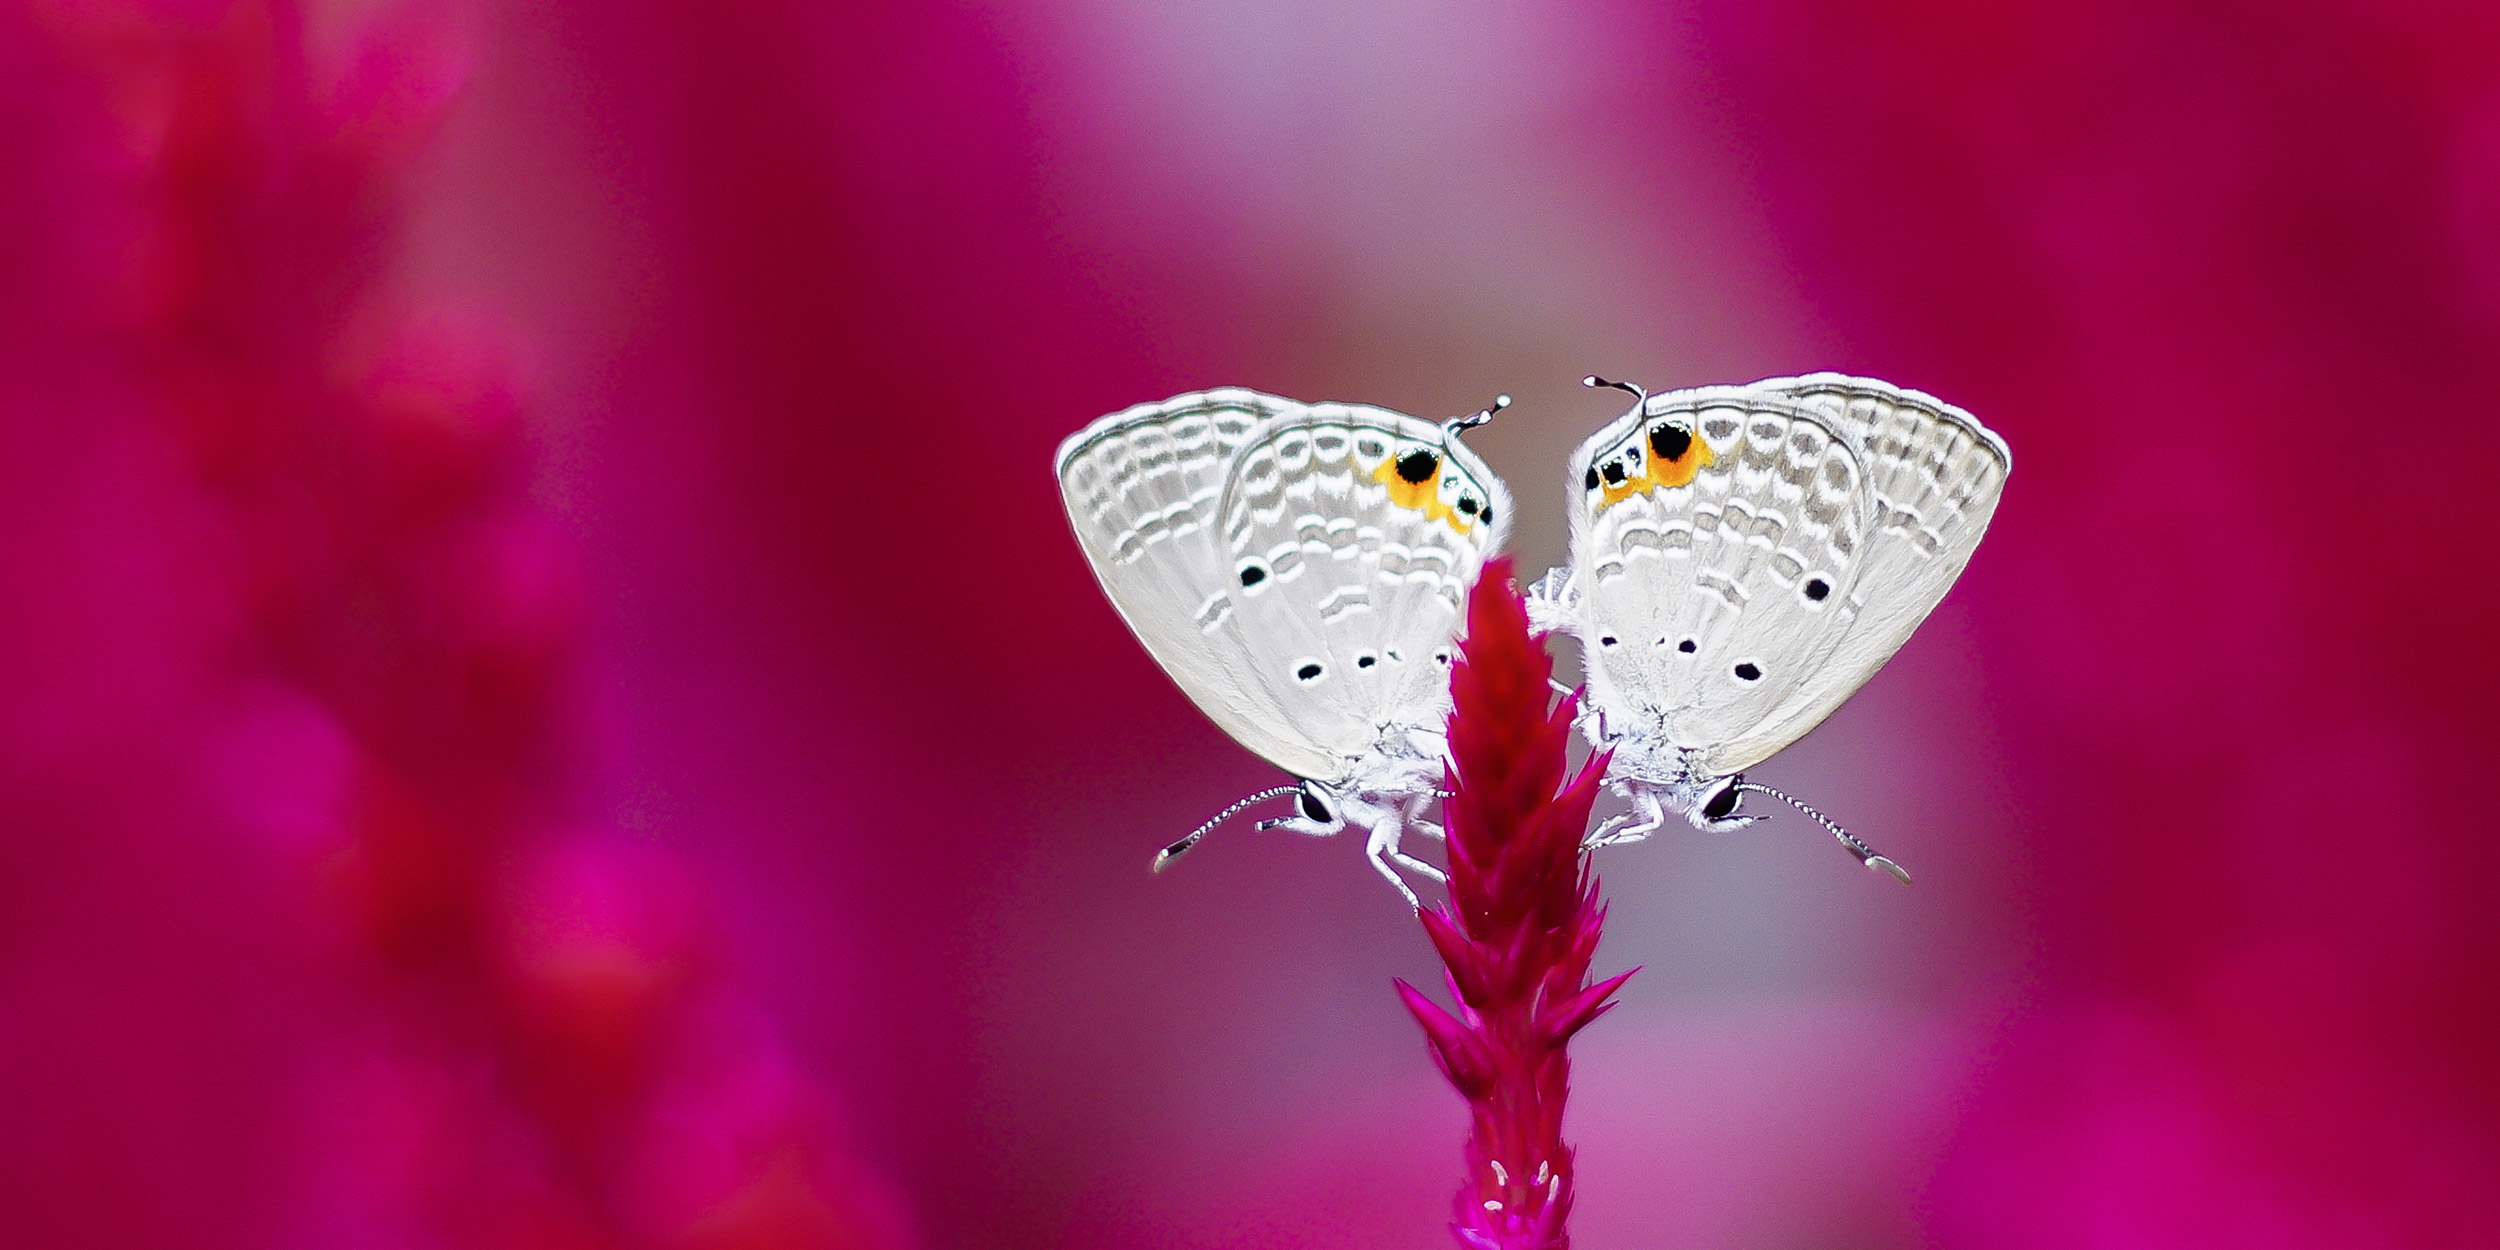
[1397,556,1632,1250]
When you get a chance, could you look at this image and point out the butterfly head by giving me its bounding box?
[1293,782,1340,827]
[1689,774,1764,833]
[1244,780,1348,836]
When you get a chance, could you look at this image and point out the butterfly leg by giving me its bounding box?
[1356,815,1444,909]
[1586,790,1667,848]
[1563,697,1609,750]
[1365,840,1425,909]
[1525,567,1577,634]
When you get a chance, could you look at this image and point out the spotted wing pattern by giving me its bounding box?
[1567,388,1872,767]
[1703,374,2009,771]
[1057,389,1341,781]
[1214,407,1511,771]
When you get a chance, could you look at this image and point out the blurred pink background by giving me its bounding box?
[3,1,2497,1247]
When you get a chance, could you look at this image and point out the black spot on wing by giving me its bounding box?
[1648,423,1692,461]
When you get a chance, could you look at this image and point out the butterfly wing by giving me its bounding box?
[1214,405,1512,767]
[1056,389,1344,782]
[1565,388,1875,769]
[1701,374,2009,772]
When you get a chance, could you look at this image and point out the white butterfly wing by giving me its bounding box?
[1215,406,1512,768]
[1057,389,1343,782]
[1565,389,1874,768]
[1563,376,2010,776]
[1703,374,2009,772]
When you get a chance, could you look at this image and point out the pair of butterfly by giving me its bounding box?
[1054,374,2010,907]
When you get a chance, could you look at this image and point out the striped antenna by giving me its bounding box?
[1443,393,1511,440]
[1153,786,1300,873]
[1735,781,1913,885]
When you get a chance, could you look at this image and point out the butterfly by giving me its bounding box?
[1529,373,2010,881]
[1056,388,1513,905]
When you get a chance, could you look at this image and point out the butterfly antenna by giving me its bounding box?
[1583,374,1648,402]
[1153,786,1300,873]
[1734,781,1913,884]
[1442,393,1510,440]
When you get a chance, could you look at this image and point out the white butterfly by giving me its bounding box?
[1056,388,1513,905]
[1530,373,2010,880]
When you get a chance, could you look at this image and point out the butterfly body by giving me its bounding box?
[1056,388,1511,903]
[1534,374,2009,871]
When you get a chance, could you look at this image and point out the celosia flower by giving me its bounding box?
[23,3,906,1244]
[1397,556,1632,1250]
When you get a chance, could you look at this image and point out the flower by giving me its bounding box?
[18,3,907,1243]
[1396,556,1633,1250]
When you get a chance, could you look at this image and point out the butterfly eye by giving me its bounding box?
[1600,461,1629,487]
[1295,661,1325,682]
[1355,653,1378,669]
[1395,449,1439,485]
[1733,662,1762,682]
[1599,635,1619,648]
[1583,466,1601,490]
[1298,785,1338,825]
[1804,577,1830,602]
[1677,638,1697,654]
[1456,496,1480,516]
[1701,778,1743,823]
[1433,649,1451,666]
[1238,562,1270,588]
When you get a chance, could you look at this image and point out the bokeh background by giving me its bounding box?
[3,0,2497,1246]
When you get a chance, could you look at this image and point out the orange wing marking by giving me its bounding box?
[1369,449,1476,536]
[1597,422,1715,510]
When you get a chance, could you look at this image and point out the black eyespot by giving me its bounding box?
[1733,662,1761,681]
[1583,466,1601,490]
[1356,654,1377,668]
[1804,577,1829,602]
[1599,635,1618,647]
[1677,638,1697,654]
[1480,505,1494,525]
[1649,423,1693,461]
[1297,662,1323,681]
[1456,496,1480,516]
[1600,461,1628,486]
[1300,789,1331,823]
[1396,449,1439,484]
[1240,565,1267,587]
[1434,650,1451,665]
[1385,649,1403,661]
[1702,781,1741,822]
